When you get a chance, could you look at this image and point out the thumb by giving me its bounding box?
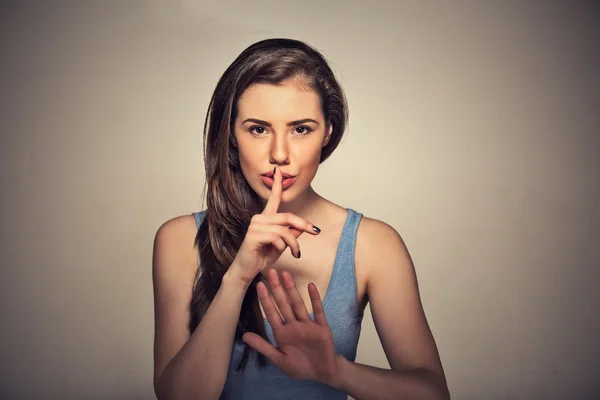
[242,332,283,364]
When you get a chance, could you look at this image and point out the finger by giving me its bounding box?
[249,224,300,258]
[273,226,301,258]
[261,281,286,322]
[242,332,283,365]
[257,280,285,329]
[308,282,328,326]
[263,166,282,215]
[260,212,321,237]
[280,270,311,321]
[250,231,287,254]
[267,268,296,324]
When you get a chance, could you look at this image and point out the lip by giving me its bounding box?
[261,169,295,179]
[261,175,297,190]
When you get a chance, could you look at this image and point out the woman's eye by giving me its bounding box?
[294,126,312,135]
[249,126,266,135]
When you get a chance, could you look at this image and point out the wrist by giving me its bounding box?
[223,266,252,293]
[322,354,348,389]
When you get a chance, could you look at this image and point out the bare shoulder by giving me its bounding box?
[355,215,414,281]
[153,214,199,276]
[152,213,200,388]
[356,215,409,256]
[155,213,198,247]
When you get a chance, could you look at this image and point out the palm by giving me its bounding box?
[242,269,340,385]
[271,323,337,381]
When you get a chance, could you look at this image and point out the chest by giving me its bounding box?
[258,228,369,318]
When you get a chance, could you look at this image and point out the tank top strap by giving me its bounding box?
[193,210,206,230]
[321,208,363,311]
[192,210,207,271]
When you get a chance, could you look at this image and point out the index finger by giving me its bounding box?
[263,166,282,215]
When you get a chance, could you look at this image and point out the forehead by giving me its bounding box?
[237,80,322,120]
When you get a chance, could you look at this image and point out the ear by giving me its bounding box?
[323,122,333,147]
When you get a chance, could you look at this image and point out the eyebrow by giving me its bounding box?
[241,118,319,127]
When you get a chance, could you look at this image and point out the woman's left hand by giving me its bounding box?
[242,268,340,384]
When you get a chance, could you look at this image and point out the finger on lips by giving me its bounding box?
[261,167,322,259]
[263,169,319,232]
[263,167,282,215]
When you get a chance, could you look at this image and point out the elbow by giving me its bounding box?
[424,371,451,400]
[154,376,171,400]
[433,385,451,400]
[154,374,185,400]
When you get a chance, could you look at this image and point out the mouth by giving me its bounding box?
[261,175,297,190]
[261,170,296,180]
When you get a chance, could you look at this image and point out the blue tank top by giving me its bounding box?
[192,208,364,399]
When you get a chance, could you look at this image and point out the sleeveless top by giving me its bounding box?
[192,208,364,400]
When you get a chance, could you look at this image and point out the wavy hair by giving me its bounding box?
[190,38,348,371]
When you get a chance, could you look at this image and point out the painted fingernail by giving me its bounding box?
[273,167,276,175]
[297,249,301,259]
[312,225,321,234]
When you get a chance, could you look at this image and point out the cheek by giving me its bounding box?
[296,143,323,175]
[236,140,260,167]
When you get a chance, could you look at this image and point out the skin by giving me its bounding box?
[153,78,450,399]
[232,78,349,313]
[234,78,450,398]
[234,78,331,214]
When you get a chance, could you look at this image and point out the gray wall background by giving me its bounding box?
[1,1,599,399]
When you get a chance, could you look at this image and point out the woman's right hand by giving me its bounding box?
[227,167,321,288]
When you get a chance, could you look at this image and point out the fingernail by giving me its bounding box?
[312,225,321,234]
[297,249,301,259]
[273,167,276,175]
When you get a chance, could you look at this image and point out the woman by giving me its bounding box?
[153,38,450,399]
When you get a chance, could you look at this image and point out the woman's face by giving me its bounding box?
[234,79,331,204]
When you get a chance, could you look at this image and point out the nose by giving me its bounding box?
[269,133,290,165]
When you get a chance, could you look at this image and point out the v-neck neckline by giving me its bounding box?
[262,208,353,323]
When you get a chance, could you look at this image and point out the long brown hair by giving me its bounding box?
[189,38,348,371]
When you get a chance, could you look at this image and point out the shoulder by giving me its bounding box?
[355,215,413,282]
[154,213,199,249]
[356,215,407,254]
[153,214,200,277]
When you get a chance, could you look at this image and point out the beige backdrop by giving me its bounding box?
[1,1,599,399]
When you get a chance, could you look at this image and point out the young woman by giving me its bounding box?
[152,38,450,400]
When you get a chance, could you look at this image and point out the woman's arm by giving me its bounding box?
[152,215,248,400]
[325,217,449,399]
[326,355,449,400]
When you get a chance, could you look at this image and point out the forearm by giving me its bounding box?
[156,273,249,400]
[326,355,450,400]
